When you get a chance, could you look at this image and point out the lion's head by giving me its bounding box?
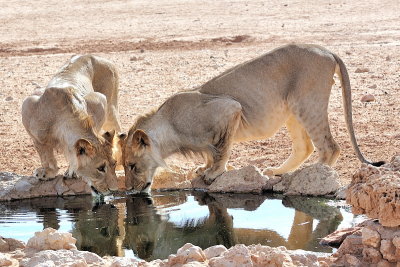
[119,129,166,193]
[75,131,119,195]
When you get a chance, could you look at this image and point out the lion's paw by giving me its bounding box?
[194,165,207,176]
[64,168,78,179]
[264,167,283,176]
[203,169,225,185]
[34,167,58,180]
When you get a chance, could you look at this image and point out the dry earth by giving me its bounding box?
[0,0,399,185]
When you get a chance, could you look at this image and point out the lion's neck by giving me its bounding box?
[56,120,98,150]
[138,115,181,159]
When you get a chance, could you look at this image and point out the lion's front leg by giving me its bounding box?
[33,141,59,180]
[203,109,242,185]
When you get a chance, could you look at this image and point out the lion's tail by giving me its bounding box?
[333,53,384,167]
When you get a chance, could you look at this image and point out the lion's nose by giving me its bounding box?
[143,182,151,190]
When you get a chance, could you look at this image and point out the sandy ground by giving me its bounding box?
[0,0,399,185]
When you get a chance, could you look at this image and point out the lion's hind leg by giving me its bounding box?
[291,105,340,168]
[269,115,314,175]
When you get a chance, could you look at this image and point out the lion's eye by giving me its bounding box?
[97,164,106,173]
[129,163,136,171]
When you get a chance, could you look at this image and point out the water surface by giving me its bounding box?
[0,192,361,261]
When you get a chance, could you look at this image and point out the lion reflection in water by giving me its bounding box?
[123,193,342,260]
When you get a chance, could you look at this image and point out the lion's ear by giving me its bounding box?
[75,139,95,157]
[132,129,150,148]
[102,130,115,144]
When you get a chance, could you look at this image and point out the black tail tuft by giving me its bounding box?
[371,161,385,167]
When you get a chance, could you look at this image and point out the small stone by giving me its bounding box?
[335,185,348,200]
[377,259,395,267]
[385,56,391,61]
[380,239,397,262]
[361,94,375,102]
[355,67,370,73]
[392,236,400,249]
[363,247,382,263]
[345,254,361,265]
[0,254,12,266]
[5,96,13,101]
[368,84,377,89]
[362,228,381,247]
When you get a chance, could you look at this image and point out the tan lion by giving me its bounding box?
[22,54,121,194]
[120,44,384,192]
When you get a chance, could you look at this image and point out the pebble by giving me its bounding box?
[361,94,375,102]
[355,67,370,73]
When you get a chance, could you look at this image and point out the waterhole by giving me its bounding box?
[0,191,362,261]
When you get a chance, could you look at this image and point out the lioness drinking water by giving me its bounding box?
[22,55,121,195]
[120,44,384,192]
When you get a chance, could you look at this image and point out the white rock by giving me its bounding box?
[109,257,142,267]
[273,163,341,196]
[168,243,206,265]
[203,245,228,259]
[27,228,77,250]
[0,254,12,266]
[21,249,104,267]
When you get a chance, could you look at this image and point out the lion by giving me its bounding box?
[22,54,122,194]
[120,44,384,192]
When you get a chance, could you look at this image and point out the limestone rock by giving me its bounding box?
[362,227,381,247]
[0,254,12,266]
[21,249,104,266]
[27,228,77,250]
[346,155,400,227]
[108,257,143,267]
[203,245,228,259]
[151,166,193,190]
[273,163,341,196]
[320,227,361,246]
[208,244,257,267]
[168,243,206,265]
[335,185,348,200]
[0,236,25,252]
[380,239,397,262]
[0,172,91,201]
[333,233,363,260]
[191,165,270,194]
[363,247,382,263]
[208,166,269,193]
[392,236,400,249]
